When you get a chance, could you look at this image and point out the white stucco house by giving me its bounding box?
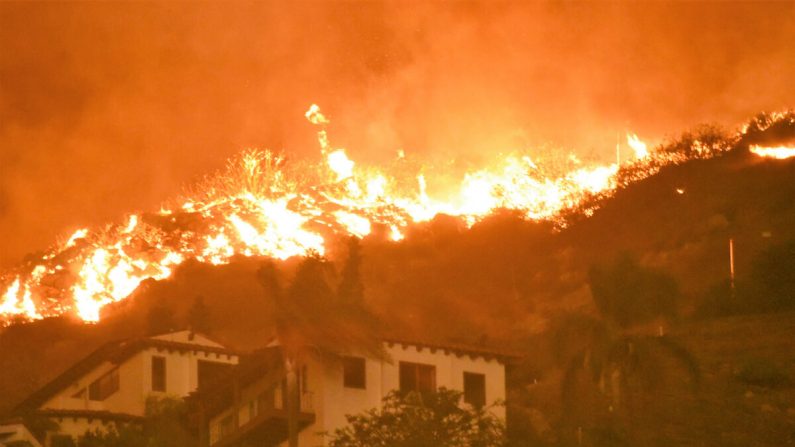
[190,338,512,447]
[7,330,238,446]
[0,418,43,447]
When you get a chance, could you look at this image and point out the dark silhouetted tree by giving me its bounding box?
[588,253,679,328]
[257,253,383,447]
[188,295,211,334]
[552,315,699,444]
[550,254,698,444]
[146,302,175,335]
[338,237,364,305]
[74,396,191,447]
[749,239,795,312]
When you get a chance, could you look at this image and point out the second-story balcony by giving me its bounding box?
[210,386,315,447]
[189,347,316,447]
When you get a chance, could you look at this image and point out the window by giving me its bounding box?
[218,414,235,439]
[88,368,119,401]
[300,364,308,394]
[343,356,366,389]
[463,372,486,408]
[70,388,86,399]
[399,362,436,393]
[198,360,233,390]
[258,389,274,411]
[152,356,166,392]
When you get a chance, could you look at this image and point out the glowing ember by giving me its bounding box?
[0,105,776,324]
[749,144,795,159]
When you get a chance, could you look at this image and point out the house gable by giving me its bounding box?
[14,331,239,416]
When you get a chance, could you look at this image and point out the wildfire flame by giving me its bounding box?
[0,105,781,324]
[749,144,795,159]
[627,133,649,159]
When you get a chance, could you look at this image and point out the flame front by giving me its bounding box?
[750,144,795,159]
[0,105,773,324]
[627,133,649,159]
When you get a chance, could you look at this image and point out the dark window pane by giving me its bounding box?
[399,362,436,393]
[463,372,486,408]
[88,368,119,401]
[258,389,273,411]
[343,357,366,389]
[198,360,232,390]
[417,364,436,393]
[219,414,235,438]
[399,362,415,392]
[71,388,86,399]
[152,356,166,392]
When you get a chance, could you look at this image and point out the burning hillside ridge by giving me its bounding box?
[1,107,794,324]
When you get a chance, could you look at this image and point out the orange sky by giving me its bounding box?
[2,1,795,265]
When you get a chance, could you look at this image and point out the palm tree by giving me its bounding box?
[552,313,700,445]
[257,241,383,447]
[551,254,700,444]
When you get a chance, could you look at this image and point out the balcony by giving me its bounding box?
[209,387,315,447]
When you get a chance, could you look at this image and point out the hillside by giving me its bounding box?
[2,116,795,445]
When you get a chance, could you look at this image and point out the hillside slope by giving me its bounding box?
[2,118,795,440]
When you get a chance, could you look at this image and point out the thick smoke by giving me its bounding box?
[1,1,795,266]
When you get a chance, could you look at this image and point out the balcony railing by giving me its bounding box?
[209,387,315,446]
[273,388,314,412]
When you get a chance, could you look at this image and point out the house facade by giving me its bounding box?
[8,330,238,446]
[0,419,43,447]
[193,338,509,447]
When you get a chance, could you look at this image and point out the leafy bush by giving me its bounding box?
[699,240,795,318]
[749,240,795,312]
[74,396,192,447]
[327,388,505,447]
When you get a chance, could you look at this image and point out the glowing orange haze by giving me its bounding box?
[0,106,788,323]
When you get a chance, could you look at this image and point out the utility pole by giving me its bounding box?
[729,238,736,292]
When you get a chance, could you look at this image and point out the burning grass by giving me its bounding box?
[1,107,793,324]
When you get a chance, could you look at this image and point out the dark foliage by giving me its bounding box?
[5,442,37,447]
[146,301,175,335]
[735,358,790,389]
[257,252,383,360]
[749,240,795,312]
[187,295,211,334]
[327,388,505,447]
[740,111,795,146]
[588,253,679,328]
[698,239,795,318]
[338,237,364,305]
[656,123,736,160]
[74,396,192,447]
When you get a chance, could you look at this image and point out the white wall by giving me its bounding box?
[144,347,238,400]
[208,342,507,447]
[0,422,43,447]
[42,348,237,416]
[283,343,507,446]
[42,352,146,415]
